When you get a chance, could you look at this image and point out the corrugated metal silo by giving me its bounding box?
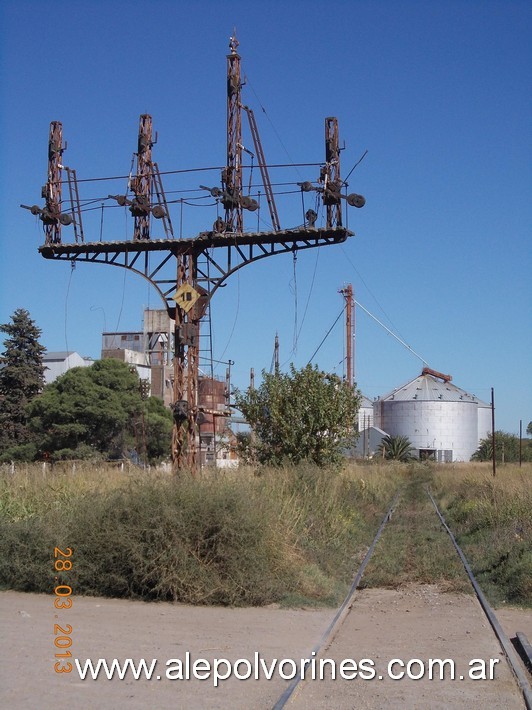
[373,370,487,462]
[477,403,492,442]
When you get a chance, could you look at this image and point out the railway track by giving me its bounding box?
[272,487,532,710]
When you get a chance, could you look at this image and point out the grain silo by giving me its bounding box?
[477,401,492,442]
[373,368,488,462]
[357,394,374,431]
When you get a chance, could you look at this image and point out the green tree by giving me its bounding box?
[527,421,532,437]
[0,309,46,454]
[377,434,415,462]
[235,431,256,465]
[23,359,144,461]
[142,396,173,463]
[472,431,531,463]
[234,364,360,467]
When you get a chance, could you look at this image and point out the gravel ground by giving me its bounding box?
[1,586,530,709]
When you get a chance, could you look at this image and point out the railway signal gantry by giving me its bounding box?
[23,36,366,473]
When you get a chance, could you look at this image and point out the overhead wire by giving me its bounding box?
[307,307,345,365]
[64,261,76,353]
[343,149,368,185]
[216,265,240,363]
[280,246,321,368]
[340,245,410,343]
[355,299,428,365]
[69,187,304,216]
[244,76,307,183]
[113,210,129,332]
[291,252,298,353]
[55,162,323,186]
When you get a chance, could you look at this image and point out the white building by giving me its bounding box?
[100,346,152,386]
[352,425,388,458]
[43,351,94,384]
[101,309,174,404]
[357,394,374,431]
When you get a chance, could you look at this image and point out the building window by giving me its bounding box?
[419,449,436,461]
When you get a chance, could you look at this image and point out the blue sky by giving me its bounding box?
[1,0,530,435]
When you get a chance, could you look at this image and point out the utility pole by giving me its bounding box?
[519,419,522,467]
[339,284,354,387]
[274,333,280,375]
[491,387,496,477]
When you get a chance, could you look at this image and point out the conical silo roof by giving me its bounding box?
[379,372,487,405]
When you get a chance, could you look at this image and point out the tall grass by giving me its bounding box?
[361,463,472,593]
[3,461,527,607]
[431,463,532,606]
[0,461,403,606]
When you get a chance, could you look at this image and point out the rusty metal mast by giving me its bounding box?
[322,117,342,228]
[171,254,206,470]
[29,38,365,474]
[42,122,66,244]
[223,35,244,233]
[21,122,80,242]
[131,115,154,241]
[340,284,354,387]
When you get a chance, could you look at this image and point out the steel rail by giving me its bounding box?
[426,488,532,710]
[272,488,402,710]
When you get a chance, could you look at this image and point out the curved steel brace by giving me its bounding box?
[39,227,353,316]
[198,231,351,299]
[39,247,179,316]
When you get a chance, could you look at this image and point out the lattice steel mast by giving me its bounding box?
[131,114,154,241]
[223,35,244,233]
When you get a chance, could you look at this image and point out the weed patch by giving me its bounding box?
[431,463,532,607]
[0,462,403,606]
[361,466,471,593]
[2,462,528,607]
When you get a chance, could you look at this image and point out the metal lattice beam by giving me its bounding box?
[39,226,352,315]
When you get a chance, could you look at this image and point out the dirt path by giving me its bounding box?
[288,585,530,709]
[1,586,530,709]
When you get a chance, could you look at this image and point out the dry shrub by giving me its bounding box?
[0,461,402,606]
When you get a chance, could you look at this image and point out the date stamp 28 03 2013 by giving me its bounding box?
[52,546,73,674]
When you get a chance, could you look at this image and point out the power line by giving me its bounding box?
[343,149,368,185]
[281,246,321,368]
[355,299,428,365]
[340,245,409,342]
[307,307,345,365]
[54,162,324,186]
